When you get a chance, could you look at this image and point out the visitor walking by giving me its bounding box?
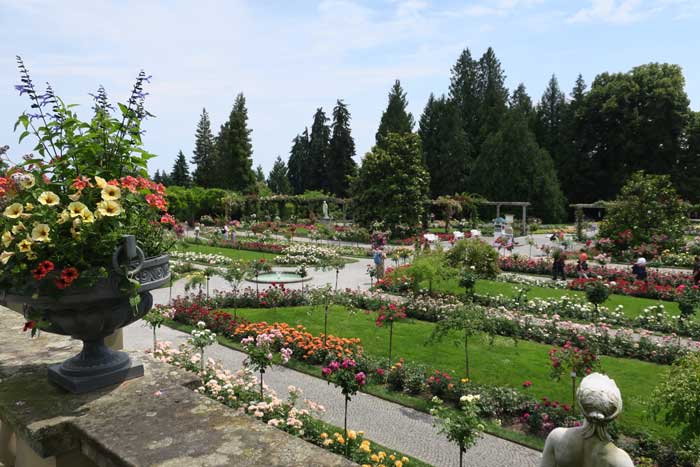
[632,257,647,281]
[693,257,700,284]
[552,250,567,281]
[576,253,589,279]
[374,249,386,280]
[194,223,201,239]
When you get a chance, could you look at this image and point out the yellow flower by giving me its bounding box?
[378,452,386,459]
[101,184,121,201]
[96,200,122,217]
[336,435,345,445]
[401,457,409,464]
[347,430,357,440]
[17,239,32,253]
[0,250,14,265]
[24,203,34,212]
[18,174,35,189]
[322,439,333,447]
[68,192,82,201]
[461,378,469,384]
[371,455,380,462]
[4,203,23,219]
[70,224,81,239]
[11,222,26,235]
[1,232,12,248]
[320,433,328,440]
[94,176,107,188]
[80,208,95,224]
[390,455,396,461]
[395,461,403,467]
[362,465,372,467]
[31,223,50,242]
[57,210,71,224]
[68,202,88,217]
[38,191,60,206]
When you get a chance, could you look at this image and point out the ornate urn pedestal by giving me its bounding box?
[2,236,170,393]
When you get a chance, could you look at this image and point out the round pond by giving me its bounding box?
[247,271,312,284]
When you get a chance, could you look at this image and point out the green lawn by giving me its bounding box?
[229,305,674,441]
[428,277,683,320]
[176,243,279,261]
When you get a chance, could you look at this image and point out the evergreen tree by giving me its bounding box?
[418,93,469,197]
[559,74,591,203]
[535,75,567,168]
[352,133,429,233]
[170,150,191,186]
[376,80,414,147]
[255,164,265,183]
[449,48,481,144]
[510,83,535,132]
[477,47,509,143]
[308,108,331,191]
[327,100,357,197]
[287,129,310,194]
[191,108,216,187]
[267,156,292,194]
[470,110,565,222]
[215,93,255,191]
[153,169,163,184]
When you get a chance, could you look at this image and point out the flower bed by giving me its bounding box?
[276,243,339,265]
[170,251,233,265]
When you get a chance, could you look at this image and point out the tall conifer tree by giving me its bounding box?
[215,93,255,191]
[287,130,310,194]
[268,156,292,194]
[327,100,357,197]
[170,150,191,186]
[477,47,509,142]
[308,108,331,191]
[191,108,216,187]
[376,80,414,148]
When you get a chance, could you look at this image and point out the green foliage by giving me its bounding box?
[653,352,700,442]
[214,93,255,191]
[445,239,499,279]
[351,133,429,235]
[191,108,217,188]
[470,110,566,222]
[308,108,331,191]
[375,80,414,148]
[170,150,191,187]
[287,129,310,195]
[430,395,483,457]
[419,94,470,197]
[407,250,452,293]
[327,100,357,197]
[599,171,687,251]
[267,156,292,195]
[166,186,229,223]
[584,280,610,313]
[429,304,486,379]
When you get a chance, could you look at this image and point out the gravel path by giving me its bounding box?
[123,320,541,467]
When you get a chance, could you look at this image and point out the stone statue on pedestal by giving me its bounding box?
[322,200,329,219]
[540,373,634,467]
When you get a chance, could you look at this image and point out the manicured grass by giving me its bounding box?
[175,243,279,261]
[229,305,675,441]
[428,277,683,320]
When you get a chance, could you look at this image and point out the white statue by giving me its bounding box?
[540,373,634,467]
[322,200,329,219]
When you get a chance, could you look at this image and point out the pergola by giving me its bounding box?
[479,201,531,234]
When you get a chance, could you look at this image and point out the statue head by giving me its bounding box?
[576,373,623,441]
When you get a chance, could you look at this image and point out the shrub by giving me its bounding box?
[652,352,700,442]
[445,239,499,279]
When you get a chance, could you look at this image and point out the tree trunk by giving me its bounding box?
[388,320,394,363]
[153,327,157,353]
[344,396,349,457]
[260,371,264,400]
[323,302,329,348]
[465,331,470,379]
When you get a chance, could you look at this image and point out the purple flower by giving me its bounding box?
[328,361,340,372]
[322,367,331,377]
[355,372,366,385]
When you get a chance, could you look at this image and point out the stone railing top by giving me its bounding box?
[0,307,356,467]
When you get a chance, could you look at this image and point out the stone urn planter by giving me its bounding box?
[2,236,170,393]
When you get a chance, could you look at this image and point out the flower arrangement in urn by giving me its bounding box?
[0,57,173,393]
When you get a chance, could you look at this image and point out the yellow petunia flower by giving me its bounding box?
[17,238,32,253]
[401,457,409,463]
[0,250,14,265]
[57,210,71,224]
[70,224,81,239]
[101,184,121,201]
[395,461,403,467]
[68,192,82,202]
[1,232,12,248]
[96,200,123,217]
[347,430,357,440]
[18,174,35,189]
[94,176,107,188]
[4,203,23,219]
[11,222,26,235]
[31,223,50,242]
[24,203,34,211]
[68,201,88,217]
[38,191,60,206]
[319,433,328,440]
[371,455,380,463]
[80,208,95,224]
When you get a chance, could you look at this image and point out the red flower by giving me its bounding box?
[54,278,69,289]
[522,380,532,388]
[22,320,35,332]
[61,267,79,284]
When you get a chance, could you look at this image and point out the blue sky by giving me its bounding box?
[1,0,698,176]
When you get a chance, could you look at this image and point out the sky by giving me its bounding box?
[1,0,699,176]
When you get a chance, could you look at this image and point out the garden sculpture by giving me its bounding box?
[540,373,634,467]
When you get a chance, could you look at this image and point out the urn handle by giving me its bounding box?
[112,235,145,276]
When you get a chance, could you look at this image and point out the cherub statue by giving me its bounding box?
[540,373,634,467]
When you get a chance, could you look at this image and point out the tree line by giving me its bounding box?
[157,46,700,224]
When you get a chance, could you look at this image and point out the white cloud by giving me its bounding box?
[567,0,659,24]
